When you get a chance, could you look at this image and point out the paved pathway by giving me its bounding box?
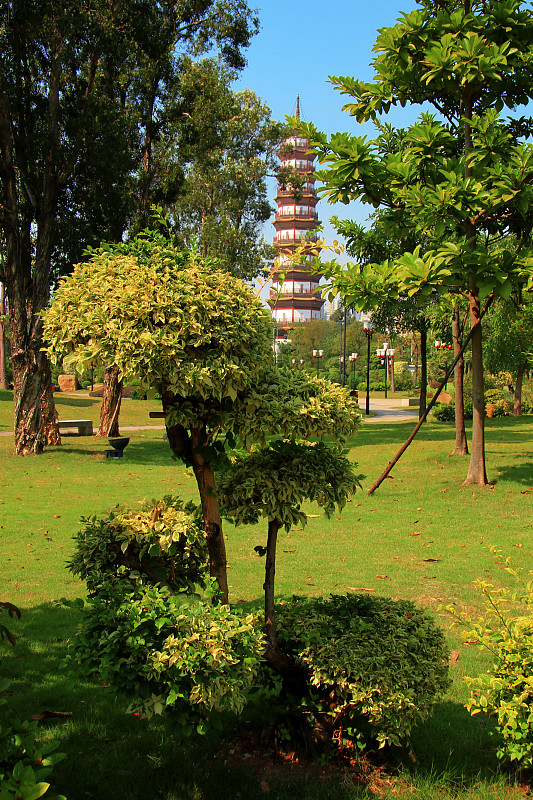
[363,398,419,423]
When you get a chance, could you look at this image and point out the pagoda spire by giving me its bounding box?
[268,101,324,333]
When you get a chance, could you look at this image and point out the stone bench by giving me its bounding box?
[58,419,93,436]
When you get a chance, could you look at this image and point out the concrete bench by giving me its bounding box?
[58,419,93,436]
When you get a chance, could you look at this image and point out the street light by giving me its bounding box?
[377,342,390,399]
[312,348,323,378]
[363,319,373,415]
[339,355,344,385]
[388,348,395,393]
[349,352,358,392]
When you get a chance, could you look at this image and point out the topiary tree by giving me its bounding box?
[217,439,362,672]
[43,231,361,601]
[69,496,208,596]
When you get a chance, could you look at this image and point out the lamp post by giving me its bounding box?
[388,348,395,393]
[363,319,373,415]
[377,342,389,399]
[435,340,453,390]
[349,352,358,391]
[339,355,344,385]
[312,349,323,378]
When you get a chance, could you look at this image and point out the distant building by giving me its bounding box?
[268,96,325,336]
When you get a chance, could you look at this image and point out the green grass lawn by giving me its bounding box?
[1,392,532,799]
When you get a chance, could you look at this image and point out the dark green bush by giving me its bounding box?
[69,580,264,732]
[69,496,208,594]
[432,402,455,422]
[433,399,473,422]
[277,593,450,750]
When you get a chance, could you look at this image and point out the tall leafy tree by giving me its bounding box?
[157,59,283,280]
[301,0,533,485]
[0,0,258,454]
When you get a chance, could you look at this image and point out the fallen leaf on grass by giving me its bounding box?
[520,488,533,494]
[347,586,375,592]
[376,574,391,580]
[410,532,421,537]
[31,711,72,720]
[449,651,460,663]
[283,550,296,554]
[423,557,441,562]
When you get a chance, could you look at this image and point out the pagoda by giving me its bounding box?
[268,96,325,333]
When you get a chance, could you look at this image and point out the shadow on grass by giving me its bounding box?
[356,415,533,449]
[5,601,375,800]
[494,460,533,488]
[41,437,174,467]
[54,395,100,407]
[3,598,507,798]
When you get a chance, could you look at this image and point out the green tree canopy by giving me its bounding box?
[300,0,533,485]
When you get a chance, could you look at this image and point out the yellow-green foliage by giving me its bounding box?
[447,549,533,766]
[225,366,362,448]
[71,581,264,732]
[43,236,273,402]
[217,439,362,531]
[68,496,208,594]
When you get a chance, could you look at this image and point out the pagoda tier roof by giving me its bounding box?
[271,270,323,282]
[267,296,326,311]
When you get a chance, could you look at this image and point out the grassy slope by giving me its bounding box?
[1,392,532,799]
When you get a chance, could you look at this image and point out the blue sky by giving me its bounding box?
[234,0,420,250]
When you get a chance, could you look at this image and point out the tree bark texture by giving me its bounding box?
[98,366,122,437]
[418,327,427,420]
[0,282,7,390]
[40,355,61,446]
[163,414,229,601]
[262,517,298,675]
[189,426,229,603]
[1,31,62,454]
[464,280,488,485]
[463,91,488,485]
[451,304,468,456]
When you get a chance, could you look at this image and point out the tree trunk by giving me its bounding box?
[418,327,427,420]
[190,427,229,603]
[390,351,396,393]
[40,354,61,446]
[0,282,7,390]
[451,304,468,456]
[162,413,229,602]
[514,362,525,416]
[464,279,488,485]
[413,336,419,389]
[99,366,122,437]
[263,518,294,674]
